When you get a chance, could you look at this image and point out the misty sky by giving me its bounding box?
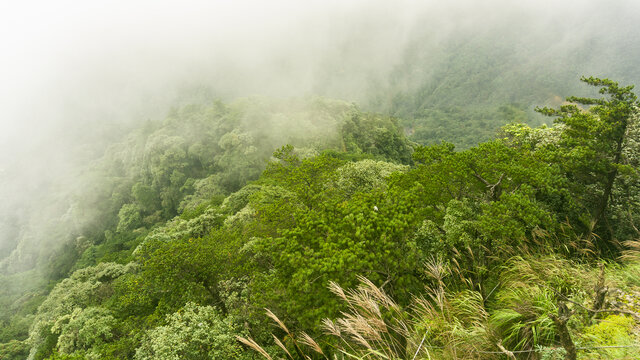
[0,0,639,196]
[0,1,384,165]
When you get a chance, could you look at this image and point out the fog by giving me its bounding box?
[1,0,639,269]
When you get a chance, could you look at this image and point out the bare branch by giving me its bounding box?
[496,341,517,360]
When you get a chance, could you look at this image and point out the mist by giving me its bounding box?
[1,0,640,269]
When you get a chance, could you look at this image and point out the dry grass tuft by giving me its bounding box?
[241,269,494,360]
[299,331,324,355]
[266,308,291,335]
[621,239,640,263]
[272,334,295,360]
[236,335,273,360]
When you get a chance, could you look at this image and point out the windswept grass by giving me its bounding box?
[239,260,494,360]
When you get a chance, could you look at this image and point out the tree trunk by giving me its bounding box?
[549,301,577,360]
[591,121,626,235]
[591,263,608,322]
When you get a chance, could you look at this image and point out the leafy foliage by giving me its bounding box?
[135,302,249,360]
[28,263,132,359]
[4,79,640,359]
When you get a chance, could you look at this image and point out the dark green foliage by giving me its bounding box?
[127,231,237,315]
[252,156,422,327]
[341,111,414,164]
[132,183,160,213]
[405,105,536,149]
[0,271,47,347]
[0,340,30,360]
[537,77,640,251]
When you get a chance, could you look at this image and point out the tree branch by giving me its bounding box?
[471,171,504,200]
[496,341,517,360]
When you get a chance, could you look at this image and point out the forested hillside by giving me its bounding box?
[1,77,639,359]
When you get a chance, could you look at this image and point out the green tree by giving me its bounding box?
[250,153,421,329]
[126,227,237,316]
[332,159,408,198]
[340,111,414,164]
[28,263,132,359]
[55,307,116,355]
[116,204,142,233]
[134,303,249,360]
[537,77,639,248]
[401,140,561,294]
[132,183,160,213]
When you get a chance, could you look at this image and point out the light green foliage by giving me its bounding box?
[116,203,142,232]
[223,204,255,229]
[490,286,557,351]
[178,174,223,214]
[500,122,564,151]
[581,315,640,359]
[615,263,640,288]
[54,307,115,355]
[28,263,131,359]
[221,184,263,214]
[412,262,492,359]
[332,159,408,197]
[135,207,225,249]
[411,198,478,263]
[584,315,635,345]
[43,351,86,359]
[135,302,249,360]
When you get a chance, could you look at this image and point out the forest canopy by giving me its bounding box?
[1,78,639,360]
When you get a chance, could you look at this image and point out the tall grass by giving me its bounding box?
[238,260,493,360]
[237,255,640,359]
